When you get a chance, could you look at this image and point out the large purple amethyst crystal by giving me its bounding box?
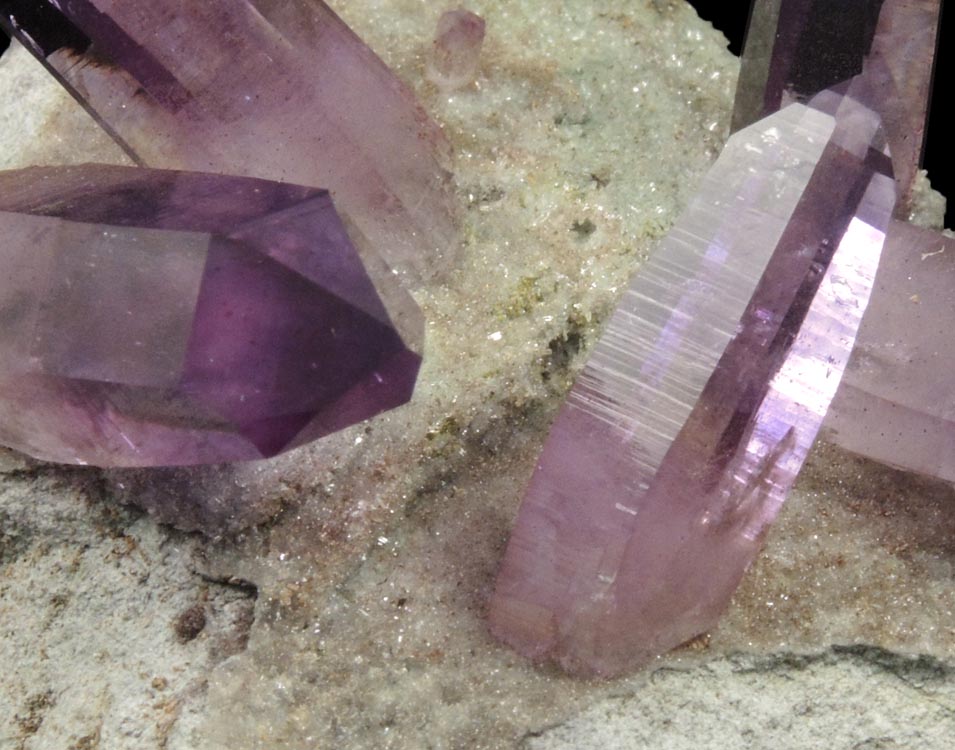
[0,0,458,283]
[0,164,423,467]
[489,0,944,677]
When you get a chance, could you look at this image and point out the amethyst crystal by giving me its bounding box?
[733,0,953,477]
[426,9,486,92]
[0,0,458,282]
[0,164,422,467]
[489,86,896,676]
[733,0,942,210]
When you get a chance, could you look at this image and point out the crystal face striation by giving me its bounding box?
[0,164,423,467]
[489,88,896,677]
[0,0,458,283]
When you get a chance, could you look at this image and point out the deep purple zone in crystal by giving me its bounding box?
[0,164,423,466]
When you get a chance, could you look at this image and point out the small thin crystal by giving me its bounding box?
[426,9,486,92]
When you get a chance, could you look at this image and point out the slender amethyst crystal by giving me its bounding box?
[489,86,896,676]
[0,164,422,467]
[733,0,942,210]
[0,0,457,282]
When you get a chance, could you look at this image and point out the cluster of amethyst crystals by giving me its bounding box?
[490,0,946,677]
[0,0,457,465]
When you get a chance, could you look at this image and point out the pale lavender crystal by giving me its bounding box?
[733,0,941,209]
[489,89,896,676]
[0,164,422,467]
[0,0,457,282]
[732,0,955,477]
[825,222,955,482]
[863,0,941,207]
[426,9,486,92]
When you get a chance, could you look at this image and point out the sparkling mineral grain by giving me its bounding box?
[0,164,422,467]
[0,0,458,282]
[489,85,896,677]
[426,8,486,92]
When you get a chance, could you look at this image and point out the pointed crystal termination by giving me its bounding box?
[0,164,423,467]
[489,88,896,677]
[0,0,458,284]
[824,222,955,482]
[732,0,941,211]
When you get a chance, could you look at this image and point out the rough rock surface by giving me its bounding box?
[0,1,951,748]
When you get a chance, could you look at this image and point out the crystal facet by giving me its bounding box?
[489,90,896,677]
[0,164,423,467]
[0,0,458,282]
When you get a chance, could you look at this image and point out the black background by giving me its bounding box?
[0,4,950,225]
